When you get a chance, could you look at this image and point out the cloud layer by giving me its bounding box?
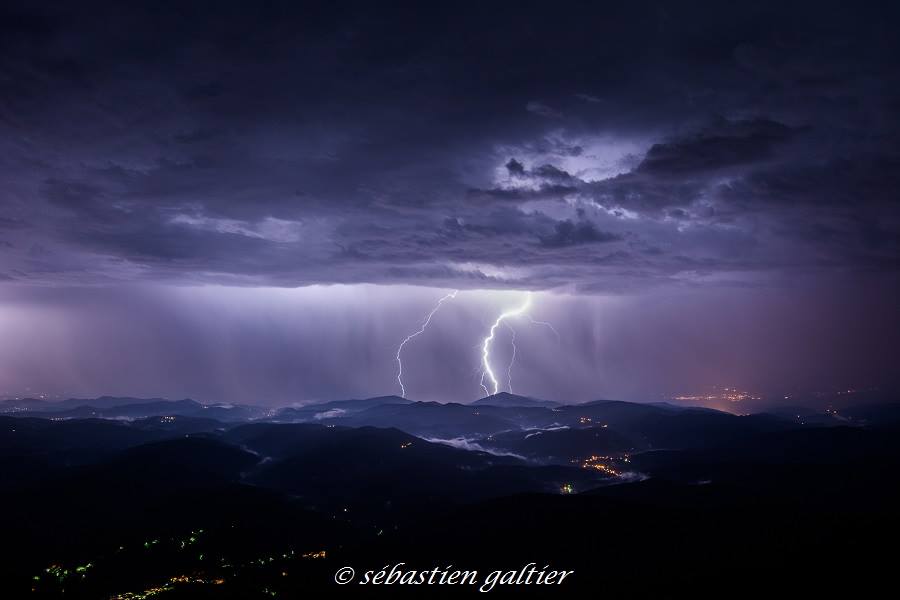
[1,2,899,402]
[0,1,897,292]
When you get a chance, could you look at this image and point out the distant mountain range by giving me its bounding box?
[5,393,898,467]
[2,390,899,598]
[0,396,272,421]
[6,392,895,431]
[470,392,560,408]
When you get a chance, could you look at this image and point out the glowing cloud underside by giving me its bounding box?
[480,292,532,396]
[396,290,458,398]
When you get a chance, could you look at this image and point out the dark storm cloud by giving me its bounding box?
[540,219,621,248]
[634,118,796,176]
[0,0,898,292]
[505,159,526,177]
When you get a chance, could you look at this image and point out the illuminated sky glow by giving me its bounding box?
[0,2,898,405]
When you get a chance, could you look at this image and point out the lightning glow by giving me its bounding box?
[523,314,561,345]
[505,322,517,393]
[396,290,458,398]
[480,292,532,396]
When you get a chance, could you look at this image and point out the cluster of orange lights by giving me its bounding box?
[673,387,761,403]
[109,574,224,600]
[576,454,630,476]
[168,575,224,585]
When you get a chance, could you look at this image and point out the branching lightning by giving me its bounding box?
[479,292,562,397]
[523,314,561,345]
[504,322,517,393]
[396,289,558,399]
[480,292,532,396]
[396,290,458,398]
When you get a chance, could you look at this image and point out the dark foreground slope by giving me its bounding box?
[2,400,900,598]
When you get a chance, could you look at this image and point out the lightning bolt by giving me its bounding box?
[396,290,458,398]
[505,322,517,393]
[523,314,561,345]
[480,292,532,396]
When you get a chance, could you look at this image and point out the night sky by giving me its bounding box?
[1,1,898,404]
